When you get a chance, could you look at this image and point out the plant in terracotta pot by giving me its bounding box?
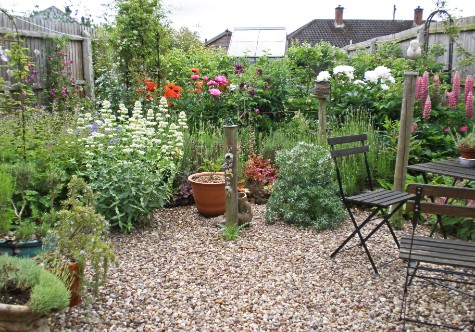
[46,175,116,304]
[0,255,70,332]
[450,125,475,159]
[188,158,226,217]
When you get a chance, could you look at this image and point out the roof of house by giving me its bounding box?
[32,6,78,23]
[288,19,417,48]
[205,29,232,46]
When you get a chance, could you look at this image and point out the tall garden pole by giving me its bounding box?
[223,125,238,226]
[393,72,418,215]
[314,80,330,137]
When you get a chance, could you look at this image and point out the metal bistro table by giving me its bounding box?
[406,158,475,236]
[407,158,475,184]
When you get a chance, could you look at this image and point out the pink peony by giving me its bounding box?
[207,80,218,86]
[190,74,199,80]
[214,75,227,85]
[208,88,221,97]
[460,125,469,132]
[423,95,431,119]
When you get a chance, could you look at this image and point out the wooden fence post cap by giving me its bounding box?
[404,71,419,76]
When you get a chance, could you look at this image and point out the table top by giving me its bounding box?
[407,159,475,182]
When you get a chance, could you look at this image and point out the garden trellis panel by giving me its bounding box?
[0,12,94,100]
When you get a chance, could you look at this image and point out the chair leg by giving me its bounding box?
[331,206,381,274]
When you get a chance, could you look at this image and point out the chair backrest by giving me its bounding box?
[407,184,475,228]
[327,134,373,199]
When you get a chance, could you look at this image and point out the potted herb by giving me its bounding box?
[450,125,475,160]
[0,164,56,257]
[48,176,116,303]
[0,255,70,332]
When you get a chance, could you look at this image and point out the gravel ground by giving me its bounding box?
[49,204,475,331]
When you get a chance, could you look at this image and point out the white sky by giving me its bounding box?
[2,0,474,41]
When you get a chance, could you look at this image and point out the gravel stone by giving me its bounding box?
[48,204,475,331]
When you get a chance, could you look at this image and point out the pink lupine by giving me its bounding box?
[452,71,460,103]
[415,76,422,99]
[447,91,457,109]
[466,91,474,118]
[420,71,429,108]
[465,75,474,105]
[423,95,431,119]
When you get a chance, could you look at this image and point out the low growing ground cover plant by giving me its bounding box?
[265,142,346,229]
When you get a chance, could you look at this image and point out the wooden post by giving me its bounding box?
[318,98,327,136]
[224,125,238,226]
[81,29,95,101]
[393,71,418,195]
[314,81,330,136]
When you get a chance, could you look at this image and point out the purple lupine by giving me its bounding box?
[466,91,474,118]
[415,76,422,99]
[423,95,431,119]
[453,71,460,103]
[465,75,474,105]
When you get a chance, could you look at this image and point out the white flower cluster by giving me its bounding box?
[333,65,355,80]
[364,66,395,90]
[316,71,331,82]
[77,97,188,170]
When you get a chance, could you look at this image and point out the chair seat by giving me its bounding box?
[400,235,475,269]
[346,189,415,208]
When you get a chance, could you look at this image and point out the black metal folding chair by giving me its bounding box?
[327,134,415,274]
[399,184,475,331]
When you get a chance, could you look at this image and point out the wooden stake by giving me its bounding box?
[393,72,418,215]
[318,97,327,137]
[224,125,238,226]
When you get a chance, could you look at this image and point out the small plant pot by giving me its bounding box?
[0,239,44,257]
[459,146,475,159]
[188,172,226,217]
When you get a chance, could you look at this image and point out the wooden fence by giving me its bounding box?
[0,12,94,101]
[343,15,475,80]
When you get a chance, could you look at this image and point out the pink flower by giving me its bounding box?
[190,75,199,80]
[444,127,450,132]
[214,75,227,85]
[208,88,221,97]
[420,72,429,108]
[447,91,457,109]
[202,76,209,81]
[432,75,440,101]
[207,80,218,86]
[460,125,469,132]
[411,123,418,132]
[255,108,260,114]
[423,95,431,119]
[465,75,474,105]
[415,76,422,100]
[453,71,460,103]
[466,91,474,118]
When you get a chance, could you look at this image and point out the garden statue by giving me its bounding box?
[406,39,422,60]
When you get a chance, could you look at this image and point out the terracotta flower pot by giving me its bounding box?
[459,146,475,159]
[48,261,82,307]
[188,172,225,217]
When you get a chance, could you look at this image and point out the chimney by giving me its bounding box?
[414,6,423,26]
[335,5,344,27]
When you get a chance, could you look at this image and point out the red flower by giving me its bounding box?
[191,68,200,74]
[144,80,157,92]
[164,83,183,99]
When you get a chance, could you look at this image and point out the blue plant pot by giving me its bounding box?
[0,239,54,257]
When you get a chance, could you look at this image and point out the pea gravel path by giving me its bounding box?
[49,204,475,331]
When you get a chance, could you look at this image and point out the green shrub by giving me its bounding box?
[265,142,346,229]
[0,255,70,313]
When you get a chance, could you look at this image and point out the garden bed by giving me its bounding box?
[49,204,474,331]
